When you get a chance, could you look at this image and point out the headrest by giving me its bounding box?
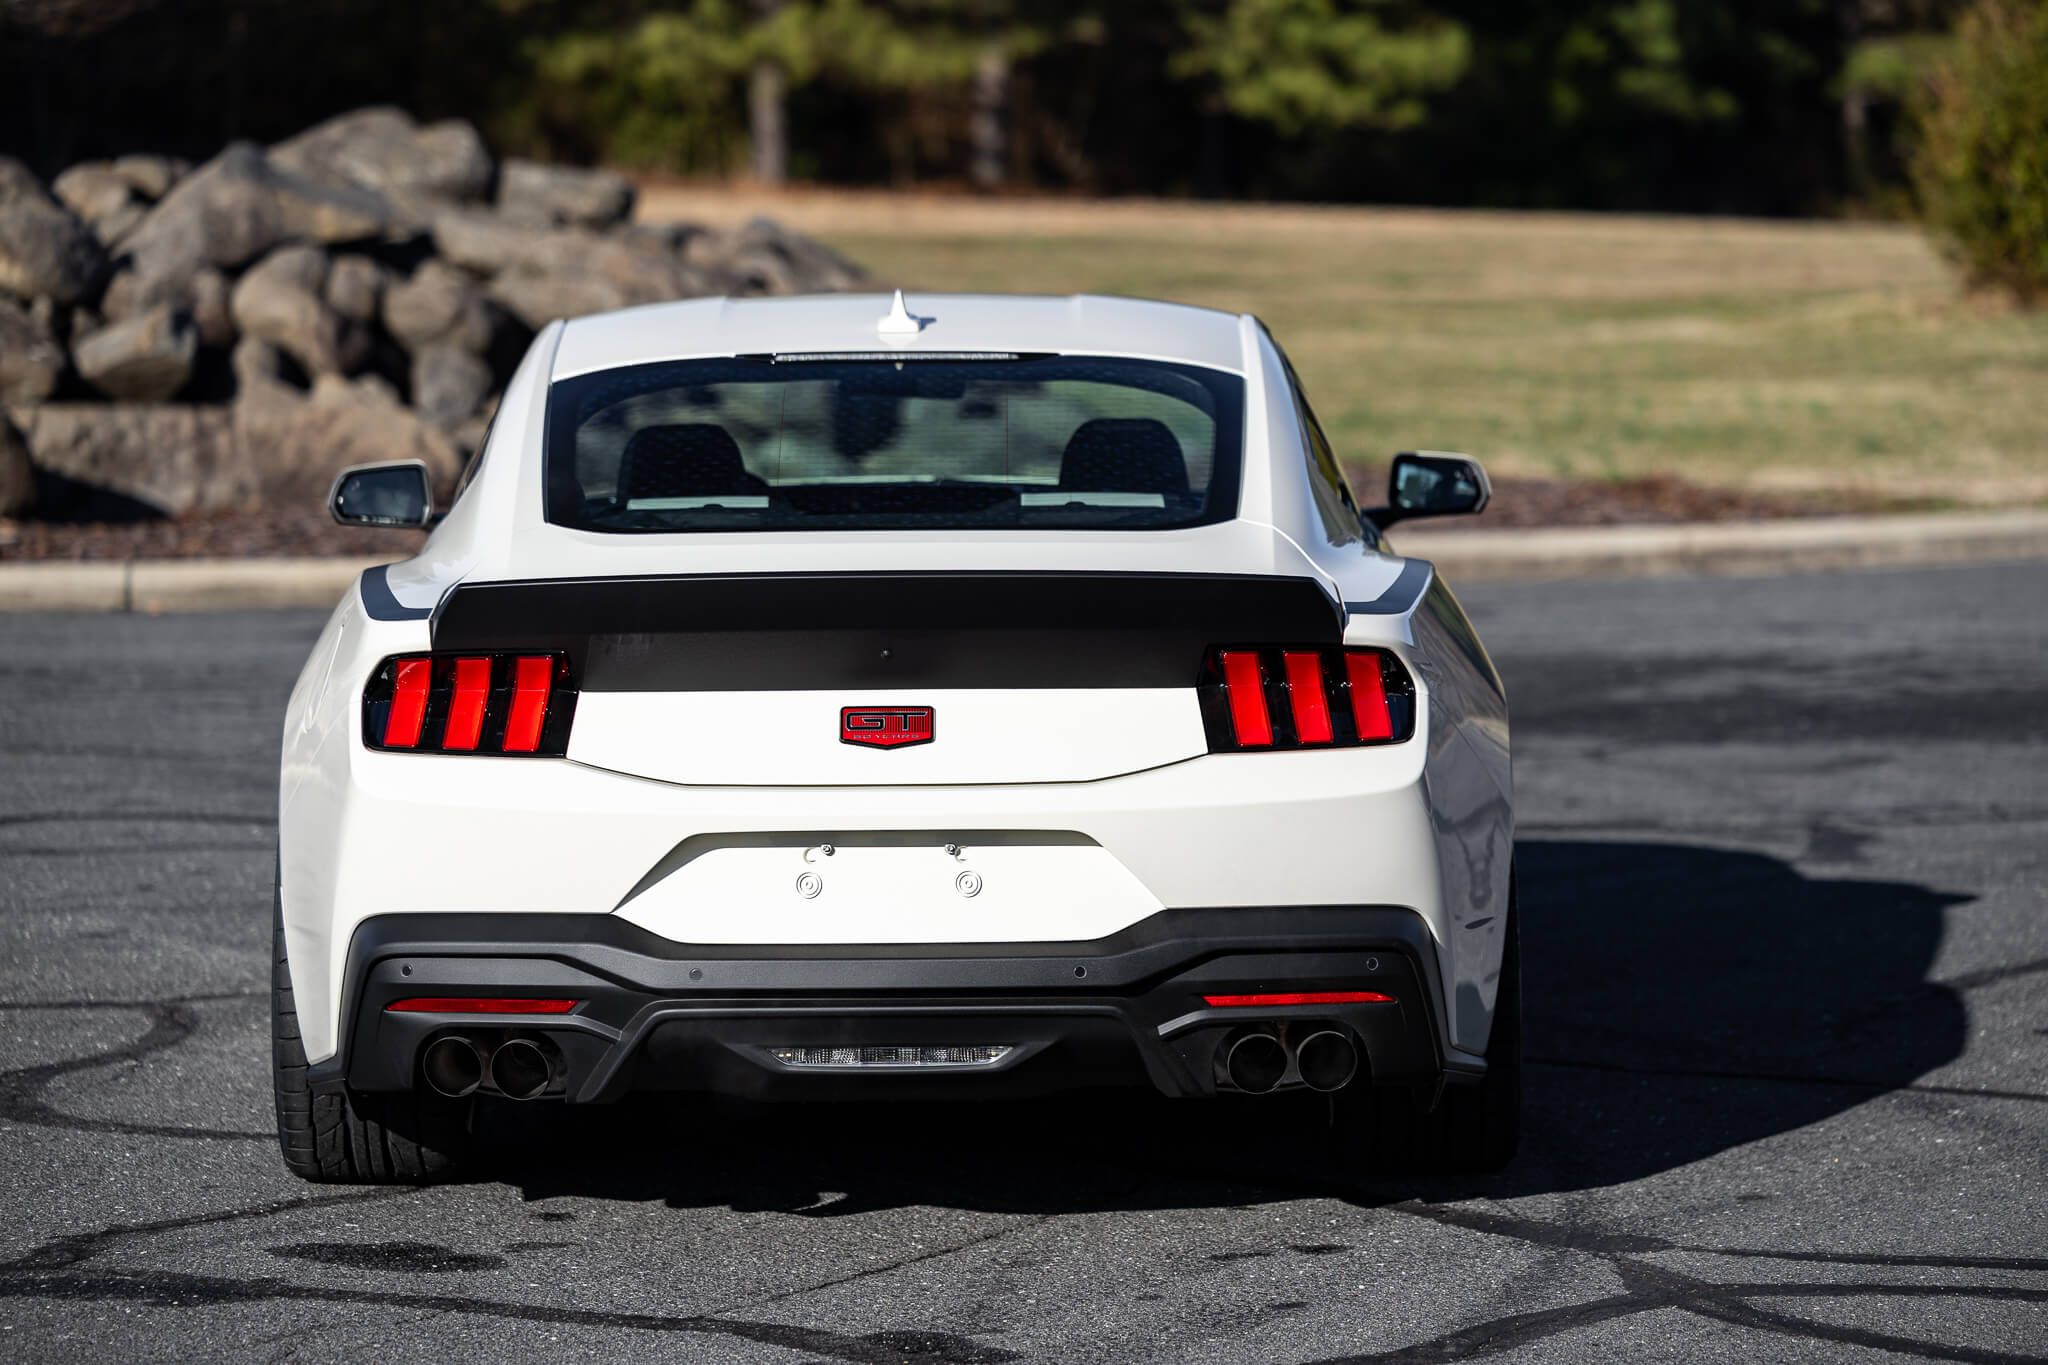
[1057,418,1189,495]
[616,424,765,501]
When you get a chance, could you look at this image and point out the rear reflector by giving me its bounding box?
[1219,650,1273,746]
[385,997,580,1015]
[1203,991,1396,1007]
[363,652,577,756]
[1200,647,1414,752]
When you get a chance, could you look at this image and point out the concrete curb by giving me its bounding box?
[1390,509,2048,584]
[1,512,2044,612]
[0,556,388,613]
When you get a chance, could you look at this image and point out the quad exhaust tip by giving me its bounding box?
[1295,1029,1360,1092]
[1223,1031,1289,1095]
[490,1037,555,1101]
[421,1036,484,1099]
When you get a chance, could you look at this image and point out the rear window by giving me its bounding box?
[543,355,1243,533]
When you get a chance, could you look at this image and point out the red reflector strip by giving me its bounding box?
[385,998,579,1015]
[1282,651,1334,744]
[442,656,491,751]
[1219,650,1273,746]
[382,657,431,748]
[1346,651,1393,741]
[502,655,555,753]
[1203,991,1397,1007]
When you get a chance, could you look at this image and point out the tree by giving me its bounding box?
[1910,0,2048,301]
[1168,0,1469,136]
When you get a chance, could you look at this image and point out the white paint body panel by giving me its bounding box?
[569,688,1206,786]
[278,292,1514,1077]
[615,837,1163,944]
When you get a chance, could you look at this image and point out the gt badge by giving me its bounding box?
[841,706,935,749]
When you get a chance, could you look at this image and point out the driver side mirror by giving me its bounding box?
[329,460,435,529]
[1365,451,1491,530]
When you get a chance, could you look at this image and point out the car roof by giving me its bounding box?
[549,292,1251,380]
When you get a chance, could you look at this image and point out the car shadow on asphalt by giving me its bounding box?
[481,839,1972,1213]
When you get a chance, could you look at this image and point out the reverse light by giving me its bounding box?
[1203,991,1397,1007]
[1200,647,1414,752]
[362,653,577,755]
[385,997,580,1014]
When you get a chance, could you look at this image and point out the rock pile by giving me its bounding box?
[0,106,869,521]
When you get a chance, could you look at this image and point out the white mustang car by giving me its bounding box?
[274,290,1515,1183]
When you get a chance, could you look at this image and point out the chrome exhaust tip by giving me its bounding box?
[421,1036,484,1099]
[489,1037,554,1101]
[1295,1029,1360,1092]
[1223,1031,1289,1095]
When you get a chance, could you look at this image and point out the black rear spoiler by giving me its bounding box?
[431,571,1343,692]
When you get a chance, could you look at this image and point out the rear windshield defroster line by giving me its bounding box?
[542,354,1245,535]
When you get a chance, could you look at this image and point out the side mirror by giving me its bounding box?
[1365,451,1490,530]
[329,460,435,528]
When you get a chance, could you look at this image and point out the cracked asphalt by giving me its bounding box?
[1,559,2044,1363]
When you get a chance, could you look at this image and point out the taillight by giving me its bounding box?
[1199,646,1415,752]
[362,653,577,756]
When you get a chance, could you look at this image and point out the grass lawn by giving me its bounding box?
[642,188,2048,504]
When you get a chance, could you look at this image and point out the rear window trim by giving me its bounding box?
[540,352,1245,535]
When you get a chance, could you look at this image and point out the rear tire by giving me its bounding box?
[1333,877,1521,1175]
[272,880,468,1183]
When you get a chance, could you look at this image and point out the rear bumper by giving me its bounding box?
[315,906,1476,1102]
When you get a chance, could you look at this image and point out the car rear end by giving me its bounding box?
[276,295,1510,1179]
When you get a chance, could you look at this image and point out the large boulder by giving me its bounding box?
[381,258,497,353]
[690,216,869,294]
[13,403,244,515]
[0,413,33,517]
[52,163,147,246]
[72,304,197,402]
[109,143,392,320]
[230,244,365,378]
[110,155,190,202]
[410,342,492,431]
[188,266,235,347]
[436,212,695,326]
[270,107,493,217]
[497,158,635,229]
[486,269,631,330]
[236,371,463,503]
[323,253,387,324]
[0,297,65,405]
[0,158,109,304]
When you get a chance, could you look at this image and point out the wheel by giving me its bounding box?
[1332,876,1521,1175]
[272,878,468,1183]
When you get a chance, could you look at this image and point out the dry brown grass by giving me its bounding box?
[640,186,2048,502]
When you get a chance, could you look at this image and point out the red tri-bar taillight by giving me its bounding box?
[1218,650,1273,747]
[1200,646,1414,752]
[363,653,577,756]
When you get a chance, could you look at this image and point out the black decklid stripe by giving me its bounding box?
[430,572,1342,692]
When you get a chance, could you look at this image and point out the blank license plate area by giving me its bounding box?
[612,838,1163,945]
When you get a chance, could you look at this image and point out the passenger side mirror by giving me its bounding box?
[329,460,435,529]
[1365,451,1491,530]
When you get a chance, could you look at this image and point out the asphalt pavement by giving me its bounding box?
[1,561,2044,1362]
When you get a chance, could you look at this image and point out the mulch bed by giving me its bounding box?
[0,474,1895,561]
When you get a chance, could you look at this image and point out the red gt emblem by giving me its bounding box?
[841,706,935,749]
